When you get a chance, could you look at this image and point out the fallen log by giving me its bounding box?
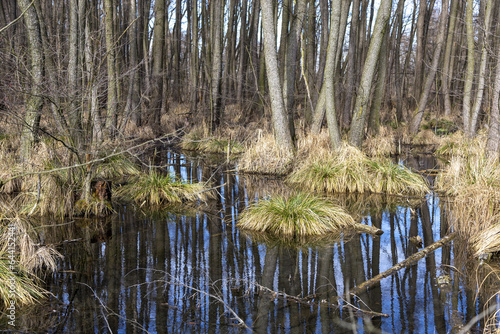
[349,231,458,297]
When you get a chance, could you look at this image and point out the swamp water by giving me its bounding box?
[1,151,493,333]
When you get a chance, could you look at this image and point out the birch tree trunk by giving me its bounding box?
[348,0,392,147]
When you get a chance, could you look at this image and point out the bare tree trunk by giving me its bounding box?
[443,0,458,116]
[210,0,223,133]
[409,0,449,135]
[486,5,500,157]
[414,0,427,102]
[104,0,118,138]
[470,0,494,136]
[368,30,388,136]
[348,0,392,147]
[124,0,140,127]
[261,0,294,154]
[323,0,344,148]
[462,0,475,138]
[282,0,307,141]
[68,0,83,146]
[150,0,165,132]
[236,0,247,107]
[342,0,361,129]
[19,0,44,161]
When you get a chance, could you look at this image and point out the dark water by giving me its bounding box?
[2,151,489,333]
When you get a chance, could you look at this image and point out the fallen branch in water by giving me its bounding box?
[352,223,383,235]
[249,281,389,318]
[349,231,458,297]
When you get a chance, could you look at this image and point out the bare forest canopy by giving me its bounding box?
[1,0,500,160]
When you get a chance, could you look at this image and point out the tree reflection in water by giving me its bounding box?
[8,152,487,333]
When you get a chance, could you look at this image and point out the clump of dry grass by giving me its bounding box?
[295,130,332,162]
[437,154,500,255]
[435,130,487,157]
[412,129,442,146]
[363,126,396,157]
[238,192,356,238]
[180,125,244,155]
[288,144,429,196]
[0,209,62,308]
[115,167,212,208]
[160,103,190,134]
[238,133,294,175]
[472,222,500,258]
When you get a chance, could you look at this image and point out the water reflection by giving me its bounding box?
[4,151,488,333]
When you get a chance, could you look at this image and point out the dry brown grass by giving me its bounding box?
[288,144,429,196]
[435,130,487,157]
[238,133,294,175]
[295,130,332,162]
[436,153,500,258]
[363,126,396,157]
[160,103,190,134]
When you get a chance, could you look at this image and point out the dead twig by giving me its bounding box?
[349,231,457,297]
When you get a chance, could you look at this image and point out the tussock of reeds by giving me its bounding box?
[237,193,356,238]
[238,133,294,175]
[115,167,211,207]
[288,145,429,196]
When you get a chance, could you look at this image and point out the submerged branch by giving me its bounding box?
[349,231,458,296]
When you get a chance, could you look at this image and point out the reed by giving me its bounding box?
[238,193,356,238]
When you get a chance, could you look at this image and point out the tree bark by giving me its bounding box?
[104,0,118,138]
[442,0,458,116]
[282,0,307,141]
[348,0,392,147]
[209,0,223,133]
[18,0,44,161]
[486,5,500,157]
[261,0,294,154]
[462,0,475,138]
[470,0,493,137]
[409,0,449,135]
[322,0,343,148]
